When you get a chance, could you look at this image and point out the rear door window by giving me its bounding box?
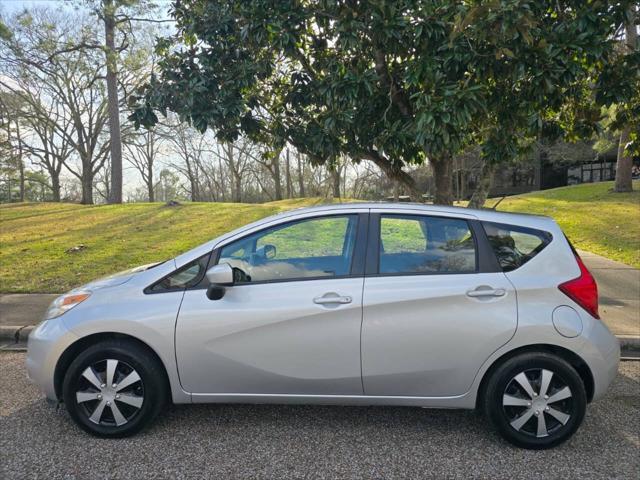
[482,222,552,272]
[378,215,476,274]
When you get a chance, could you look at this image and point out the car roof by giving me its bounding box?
[281,202,550,222]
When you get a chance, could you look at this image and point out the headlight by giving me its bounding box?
[44,291,91,320]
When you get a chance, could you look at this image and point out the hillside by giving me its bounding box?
[1,181,638,293]
[497,181,639,268]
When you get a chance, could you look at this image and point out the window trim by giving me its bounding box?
[469,219,503,273]
[366,213,483,277]
[144,251,213,294]
[212,212,369,286]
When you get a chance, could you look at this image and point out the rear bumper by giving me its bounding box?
[26,319,79,401]
[582,319,620,402]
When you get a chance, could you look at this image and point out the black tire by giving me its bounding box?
[62,338,168,438]
[483,352,587,449]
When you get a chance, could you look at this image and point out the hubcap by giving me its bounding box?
[75,359,144,427]
[502,368,573,438]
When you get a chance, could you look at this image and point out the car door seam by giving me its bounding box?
[359,209,370,395]
[173,288,191,401]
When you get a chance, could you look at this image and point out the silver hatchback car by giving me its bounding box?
[27,203,619,449]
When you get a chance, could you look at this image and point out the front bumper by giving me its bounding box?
[26,319,79,401]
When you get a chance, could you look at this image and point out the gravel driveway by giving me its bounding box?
[1,352,638,479]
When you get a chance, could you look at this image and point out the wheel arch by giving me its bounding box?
[475,343,595,410]
[54,332,171,402]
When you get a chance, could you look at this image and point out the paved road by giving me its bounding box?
[578,251,639,337]
[1,352,638,480]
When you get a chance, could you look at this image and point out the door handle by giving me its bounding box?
[466,287,506,298]
[313,294,352,305]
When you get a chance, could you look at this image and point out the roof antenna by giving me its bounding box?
[491,196,506,210]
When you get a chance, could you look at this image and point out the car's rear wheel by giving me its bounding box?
[484,352,587,449]
[62,339,167,437]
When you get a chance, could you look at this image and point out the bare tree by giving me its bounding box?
[0,94,25,201]
[123,127,164,201]
[1,79,75,201]
[250,147,284,201]
[162,120,210,201]
[217,140,257,202]
[94,158,111,202]
[0,9,111,204]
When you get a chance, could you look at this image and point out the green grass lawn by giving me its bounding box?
[0,199,332,293]
[496,181,639,268]
[0,181,638,293]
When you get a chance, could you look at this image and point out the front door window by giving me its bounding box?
[218,215,358,283]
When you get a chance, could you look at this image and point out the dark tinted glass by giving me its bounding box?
[482,222,552,272]
[218,215,358,283]
[379,215,476,274]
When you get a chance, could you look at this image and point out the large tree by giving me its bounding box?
[599,4,639,193]
[82,0,167,204]
[131,0,624,204]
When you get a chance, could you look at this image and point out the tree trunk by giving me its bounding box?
[363,150,423,201]
[614,126,633,192]
[104,0,123,204]
[147,173,155,202]
[81,170,94,205]
[297,153,305,197]
[51,173,61,202]
[285,149,293,198]
[330,166,341,198]
[218,156,226,201]
[614,8,637,193]
[15,121,25,202]
[393,180,400,201]
[272,153,283,200]
[468,162,493,209]
[233,174,242,202]
[190,177,199,202]
[431,156,453,206]
[18,156,25,203]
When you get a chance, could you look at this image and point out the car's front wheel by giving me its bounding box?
[62,339,168,437]
[484,352,587,449]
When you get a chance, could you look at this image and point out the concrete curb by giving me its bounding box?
[0,325,33,343]
[617,335,640,353]
[1,324,639,355]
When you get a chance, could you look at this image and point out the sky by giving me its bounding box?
[0,0,174,15]
[1,0,72,14]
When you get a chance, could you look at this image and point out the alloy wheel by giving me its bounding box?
[502,368,573,438]
[75,359,144,427]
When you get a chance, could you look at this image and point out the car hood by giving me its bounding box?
[80,262,165,291]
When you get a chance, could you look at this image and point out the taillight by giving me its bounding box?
[558,253,599,319]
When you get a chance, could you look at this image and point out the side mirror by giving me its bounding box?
[205,263,234,300]
[206,263,234,286]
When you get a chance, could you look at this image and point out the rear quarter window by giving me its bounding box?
[482,222,552,272]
